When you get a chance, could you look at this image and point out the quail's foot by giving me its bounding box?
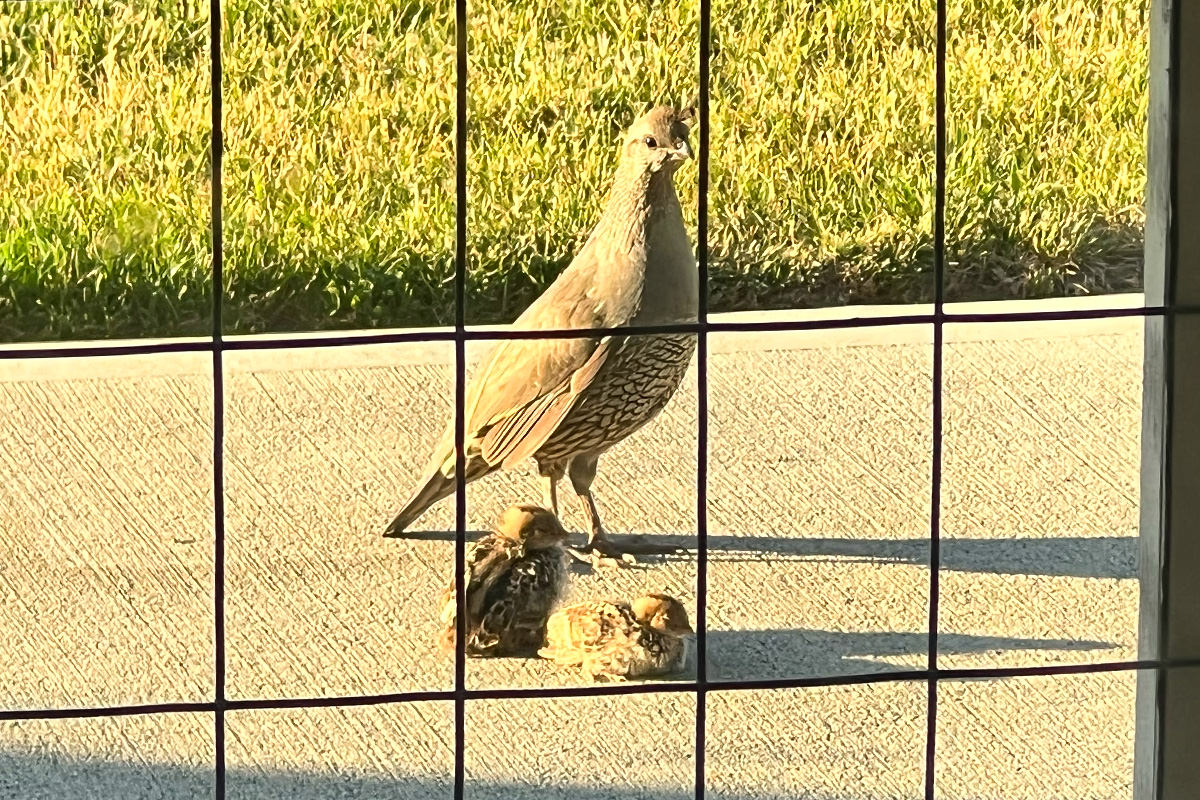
[569,533,638,568]
[567,530,681,568]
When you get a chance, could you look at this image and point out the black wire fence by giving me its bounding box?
[1,1,1196,799]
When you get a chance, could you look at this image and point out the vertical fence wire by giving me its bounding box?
[924,0,948,795]
[0,0,1172,796]
[454,0,470,793]
[694,0,712,797]
[209,0,227,796]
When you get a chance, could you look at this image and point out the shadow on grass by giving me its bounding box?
[392,531,1137,580]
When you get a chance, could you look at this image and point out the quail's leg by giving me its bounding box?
[571,486,634,567]
[565,455,678,567]
[537,462,565,516]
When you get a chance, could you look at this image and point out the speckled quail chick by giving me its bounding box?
[438,504,571,657]
[538,593,694,681]
[383,104,698,568]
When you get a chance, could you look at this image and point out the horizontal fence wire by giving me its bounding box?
[5,657,1200,723]
[0,305,1176,362]
[0,0,1187,797]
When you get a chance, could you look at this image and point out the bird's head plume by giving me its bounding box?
[620,105,693,176]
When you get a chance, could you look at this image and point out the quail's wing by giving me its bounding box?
[476,335,615,470]
[541,600,636,660]
[459,245,641,469]
[504,549,568,627]
[439,534,516,627]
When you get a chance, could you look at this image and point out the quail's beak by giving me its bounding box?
[668,140,693,162]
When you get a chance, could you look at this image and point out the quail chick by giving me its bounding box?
[383,104,698,568]
[438,504,571,657]
[538,593,694,681]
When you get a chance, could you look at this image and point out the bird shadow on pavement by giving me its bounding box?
[702,627,1116,682]
[0,748,881,800]
[392,530,1137,580]
[387,528,493,542]
[696,533,1137,580]
[457,628,1116,688]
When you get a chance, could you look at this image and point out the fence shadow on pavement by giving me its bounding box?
[391,530,1137,580]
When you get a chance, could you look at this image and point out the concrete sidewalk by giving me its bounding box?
[0,295,1146,799]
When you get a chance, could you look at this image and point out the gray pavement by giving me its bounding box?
[0,295,1146,799]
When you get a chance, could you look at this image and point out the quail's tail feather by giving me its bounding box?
[383,469,457,536]
[383,455,496,536]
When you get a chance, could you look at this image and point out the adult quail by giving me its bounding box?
[383,104,698,566]
[438,504,571,657]
[538,593,694,681]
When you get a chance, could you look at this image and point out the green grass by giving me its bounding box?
[0,0,1148,342]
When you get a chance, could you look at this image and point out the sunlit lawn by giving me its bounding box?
[0,0,1148,341]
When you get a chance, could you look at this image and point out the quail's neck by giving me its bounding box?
[594,161,681,254]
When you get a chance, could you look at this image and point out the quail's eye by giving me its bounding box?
[643,135,658,148]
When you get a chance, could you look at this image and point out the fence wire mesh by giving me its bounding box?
[0,1,1196,799]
